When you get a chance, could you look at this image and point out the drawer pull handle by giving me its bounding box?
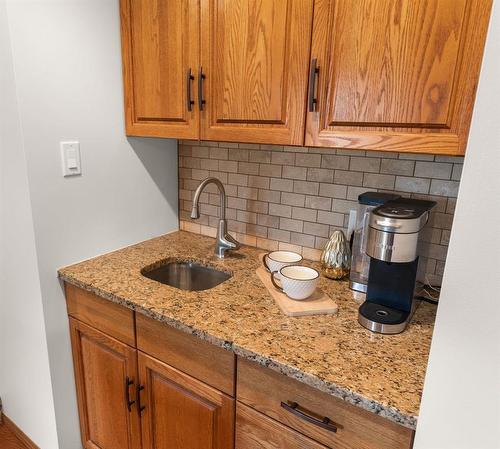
[281,401,338,433]
[308,58,319,112]
[186,68,195,112]
[125,376,135,412]
[198,66,206,111]
[136,384,146,415]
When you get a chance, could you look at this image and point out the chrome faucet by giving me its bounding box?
[191,177,240,258]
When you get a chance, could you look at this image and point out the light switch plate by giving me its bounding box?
[61,141,81,177]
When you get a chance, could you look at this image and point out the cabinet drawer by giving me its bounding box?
[236,402,328,449]
[237,358,414,449]
[65,283,135,346]
[136,313,235,396]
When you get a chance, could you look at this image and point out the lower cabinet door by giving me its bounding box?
[236,402,329,449]
[138,351,234,449]
[69,318,141,449]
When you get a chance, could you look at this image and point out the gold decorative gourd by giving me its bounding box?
[321,230,351,280]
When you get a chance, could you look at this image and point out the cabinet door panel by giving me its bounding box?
[328,0,465,127]
[306,0,492,155]
[139,352,234,449]
[201,0,313,145]
[69,318,141,449]
[120,0,200,138]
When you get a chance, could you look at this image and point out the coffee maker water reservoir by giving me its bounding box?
[349,192,400,293]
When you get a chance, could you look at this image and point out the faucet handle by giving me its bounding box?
[221,231,240,250]
[215,219,240,257]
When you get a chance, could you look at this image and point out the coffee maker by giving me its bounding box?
[358,198,436,334]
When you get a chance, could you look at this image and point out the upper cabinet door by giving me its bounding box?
[120,0,200,139]
[305,0,492,155]
[200,0,314,145]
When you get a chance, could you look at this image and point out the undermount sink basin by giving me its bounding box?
[142,261,232,291]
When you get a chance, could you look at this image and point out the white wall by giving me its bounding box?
[4,1,179,448]
[0,1,59,447]
[414,3,500,449]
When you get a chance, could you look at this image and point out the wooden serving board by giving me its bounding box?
[256,266,338,317]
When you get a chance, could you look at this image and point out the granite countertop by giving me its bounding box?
[58,230,436,429]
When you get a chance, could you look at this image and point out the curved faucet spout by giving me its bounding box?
[190,177,239,258]
[191,177,226,220]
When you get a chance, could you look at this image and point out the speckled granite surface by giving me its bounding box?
[58,231,436,429]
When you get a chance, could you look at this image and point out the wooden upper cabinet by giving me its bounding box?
[120,0,200,139]
[305,0,493,155]
[200,0,314,145]
[119,0,491,153]
[69,318,141,449]
[138,352,234,449]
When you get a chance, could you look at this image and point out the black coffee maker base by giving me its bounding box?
[358,301,411,335]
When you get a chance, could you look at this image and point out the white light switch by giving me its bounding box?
[61,141,81,177]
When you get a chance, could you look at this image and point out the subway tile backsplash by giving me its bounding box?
[179,141,464,286]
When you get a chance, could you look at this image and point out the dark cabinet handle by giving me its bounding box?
[308,58,320,112]
[187,68,195,112]
[125,377,135,412]
[136,384,145,415]
[198,67,206,111]
[281,401,338,433]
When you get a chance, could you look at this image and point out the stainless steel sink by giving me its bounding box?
[142,261,232,291]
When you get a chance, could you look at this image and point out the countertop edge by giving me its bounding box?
[58,271,418,430]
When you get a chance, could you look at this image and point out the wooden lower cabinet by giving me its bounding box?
[138,352,234,449]
[237,358,414,449]
[69,315,234,449]
[69,318,141,449]
[236,402,328,449]
[67,286,413,449]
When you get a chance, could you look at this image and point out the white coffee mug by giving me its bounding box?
[262,250,302,273]
[271,265,320,300]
